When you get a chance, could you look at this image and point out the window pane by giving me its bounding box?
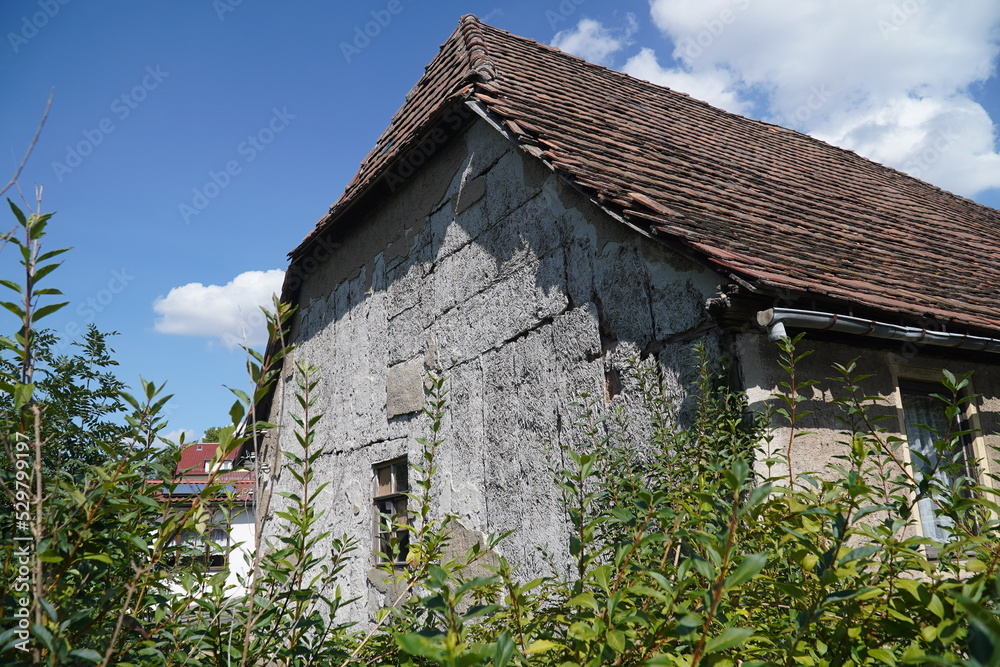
[373,458,409,565]
[209,528,228,547]
[393,498,407,520]
[396,528,410,561]
[394,462,408,492]
[376,465,392,496]
[901,385,965,544]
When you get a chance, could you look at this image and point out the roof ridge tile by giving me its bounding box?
[457,14,497,83]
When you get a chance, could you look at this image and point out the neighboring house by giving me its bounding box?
[246,15,1000,622]
[164,442,255,594]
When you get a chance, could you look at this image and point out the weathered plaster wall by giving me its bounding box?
[736,330,1000,496]
[259,117,726,624]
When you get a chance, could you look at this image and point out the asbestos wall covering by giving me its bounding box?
[258,118,725,623]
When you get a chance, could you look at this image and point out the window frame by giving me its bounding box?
[372,457,409,567]
[891,364,990,555]
[176,517,230,571]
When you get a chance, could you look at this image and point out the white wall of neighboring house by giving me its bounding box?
[225,506,256,594]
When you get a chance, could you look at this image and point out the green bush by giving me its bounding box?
[2,200,1000,666]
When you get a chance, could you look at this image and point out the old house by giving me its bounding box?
[248,15,1000,621]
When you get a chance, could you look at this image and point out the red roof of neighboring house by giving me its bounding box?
[176,442,238,476]
[292,15,1000,335]
[171,443,254,502]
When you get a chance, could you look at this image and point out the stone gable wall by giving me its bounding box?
[259,118,726,624]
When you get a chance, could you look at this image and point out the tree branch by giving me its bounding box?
[1,89,54,201]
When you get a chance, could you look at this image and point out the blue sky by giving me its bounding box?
[2,1,999,441]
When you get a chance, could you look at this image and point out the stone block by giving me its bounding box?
[387,358,426,418]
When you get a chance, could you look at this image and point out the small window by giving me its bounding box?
[177,525,229,570]
[900,380,977,551]
[220,460,233,471]
[372,458,409,566]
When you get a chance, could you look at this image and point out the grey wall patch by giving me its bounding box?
[386,358,426,418]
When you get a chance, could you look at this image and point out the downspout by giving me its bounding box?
[756,308,1000,355]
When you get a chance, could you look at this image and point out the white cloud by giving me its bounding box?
[623,47,748,114]
[153,269,284,348]
[638,0,1000,197]
[552,15,637,65]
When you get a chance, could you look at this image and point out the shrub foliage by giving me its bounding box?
[2,202,1000,666]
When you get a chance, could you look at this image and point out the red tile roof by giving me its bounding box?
[173,443,254,502]
[295,15,1000,334]
[176,442,237,477]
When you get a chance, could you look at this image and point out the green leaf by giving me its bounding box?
[0,300,25,318]
[13,383,34,410]
[569,621,599,641]
[525,639,561,655]
[607,629,626,653]
[593,565,612,592]
[0,279,22,293]
[966,558,987,573]
[703,627,754,654]
[33,301,69,321]
[838,545,880,567]
[611,507,634,522]
[868,648,897,665]
[8,199,27,226]
[85,553,114,564]
[229,399,245,425]
[27,212,53,239]
[568,591,599,610]
[927,594,945,620]
[37,247,71,263]
[227,386,251,405]
[39,597,57,622]
[494,631,516,667]
[724,553,768,589]
[68,649,104,664]
[32,624,54,651]
[396,633,443,660]
[33,261,62,283]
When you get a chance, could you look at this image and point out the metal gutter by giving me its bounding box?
[756,307,1000,354]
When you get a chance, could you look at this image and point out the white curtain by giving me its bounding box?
[901,390,958,544]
